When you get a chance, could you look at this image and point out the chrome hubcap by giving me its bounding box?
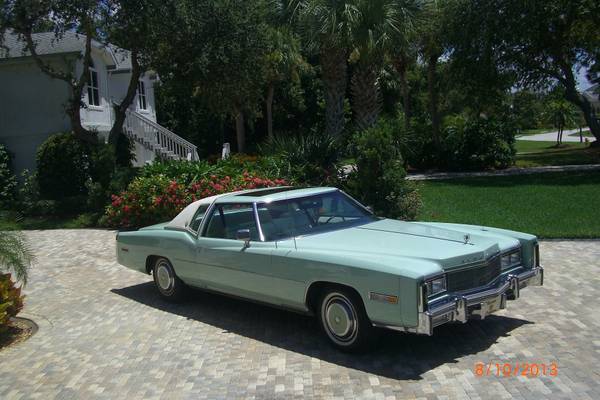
[322,294,358,344]
[156,263,174,292]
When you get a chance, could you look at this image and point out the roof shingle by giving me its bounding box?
[0,29,131,70]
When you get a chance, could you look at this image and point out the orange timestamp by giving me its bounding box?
[474,362,558,377]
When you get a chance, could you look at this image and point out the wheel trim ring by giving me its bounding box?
[322,293,359,345]
[155,262,175,294]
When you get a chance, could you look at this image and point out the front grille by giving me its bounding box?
[447,255,501,291]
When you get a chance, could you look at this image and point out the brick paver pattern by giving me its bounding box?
[1,230,599,399]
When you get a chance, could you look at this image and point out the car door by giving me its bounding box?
[194,203,285,305]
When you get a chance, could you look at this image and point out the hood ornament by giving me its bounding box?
[463,234,471,244]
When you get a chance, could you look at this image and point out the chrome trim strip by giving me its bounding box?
[252,202,266,242]
[198,198,219,238]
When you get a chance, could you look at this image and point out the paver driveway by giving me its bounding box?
[1,230,599,399]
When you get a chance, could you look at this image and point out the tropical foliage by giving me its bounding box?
[0,224,33,332]
[0,273,24,334]
[103,171,287,229]
[259,133,342,185]
[345,121,421,219]
[0,144,17,209]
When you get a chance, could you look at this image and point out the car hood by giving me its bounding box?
[293,219,520,271]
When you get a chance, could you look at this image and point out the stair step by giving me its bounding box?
[124,111,198,161]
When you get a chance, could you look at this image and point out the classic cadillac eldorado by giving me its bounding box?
[116,187,543,351]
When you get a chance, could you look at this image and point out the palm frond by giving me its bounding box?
[0,228,34,286]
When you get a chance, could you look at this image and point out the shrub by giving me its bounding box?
[102,172,288,229]
[0,144,18,209]
[36,133,92,200]
[344,122,421,220]
[31,132,136,217]
[407,115,517,171]
[259,133,342,185]
[441,115,516,171]
[0,227,32,332]
[140,155,294,185]
[0,274,24,334]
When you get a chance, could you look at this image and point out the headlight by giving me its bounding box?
[501,249,521,270]
[425,276,447,297]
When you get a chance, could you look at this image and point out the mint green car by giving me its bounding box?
[117,187,543,351]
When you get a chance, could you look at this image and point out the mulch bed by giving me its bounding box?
[0,318,37,350]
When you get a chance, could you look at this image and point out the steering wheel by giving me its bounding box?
[322,215,346,225]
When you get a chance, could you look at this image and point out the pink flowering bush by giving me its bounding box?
[102,172,287,229]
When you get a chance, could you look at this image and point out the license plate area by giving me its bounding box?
[469,295,505,320]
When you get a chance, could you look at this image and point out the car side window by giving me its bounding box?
[188,204,209,233]
[204,203,260,241]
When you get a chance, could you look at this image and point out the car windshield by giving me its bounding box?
[256,190,377,241]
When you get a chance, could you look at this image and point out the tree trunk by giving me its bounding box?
[22,24,96,143]
[579,126,583,143]
[427,53,441,148]
[560,63,600,146]
[235,109,246,153]
[109,50,143,145]
[321,45,347,136]
[394,55,411,131]
[350,64,381,131]
[266,83,275,140]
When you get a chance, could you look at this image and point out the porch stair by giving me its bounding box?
[123,110,199,161]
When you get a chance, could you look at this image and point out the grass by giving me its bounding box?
[514,140,599,168]
[518,128,553,136]
[417,171,600,238]
[0,213,98,231]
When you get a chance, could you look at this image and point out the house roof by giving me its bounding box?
[0,29,132,71]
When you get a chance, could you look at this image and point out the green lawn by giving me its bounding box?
[518,128,553,136]
[417,171,600,238]
[514,140,599,167]
[567,130,593,138]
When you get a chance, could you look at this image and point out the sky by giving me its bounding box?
[576,68,593,90]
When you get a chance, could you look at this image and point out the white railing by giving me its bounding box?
[124,109,199,161]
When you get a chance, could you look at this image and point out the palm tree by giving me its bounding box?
[417,0,446,148]
[264,26,307,140]
[0,226,33,286]
[389,1,421,131]
[295,0,358,136]
[544,99,578,145]
[349,0,419,131]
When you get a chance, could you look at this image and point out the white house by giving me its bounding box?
[0,30,197,175]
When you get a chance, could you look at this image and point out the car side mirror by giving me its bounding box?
[236,229,251,248]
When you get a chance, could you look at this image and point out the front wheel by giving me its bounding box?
[318,287,374,352]
[152,257,186,302]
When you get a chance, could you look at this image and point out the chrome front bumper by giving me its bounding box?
[402,266,544,336]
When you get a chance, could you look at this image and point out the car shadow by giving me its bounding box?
[111,282,531,380]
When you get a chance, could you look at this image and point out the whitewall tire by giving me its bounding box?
[152,257,186,302]
[318,287,373,352]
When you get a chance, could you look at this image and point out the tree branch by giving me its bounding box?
[108,48,143,144]
[22,29,72,82]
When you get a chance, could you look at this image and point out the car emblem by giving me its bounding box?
[463,234,471,244]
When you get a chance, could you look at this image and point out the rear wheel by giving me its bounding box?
[318,287,374,352]
[152,257,186,302]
